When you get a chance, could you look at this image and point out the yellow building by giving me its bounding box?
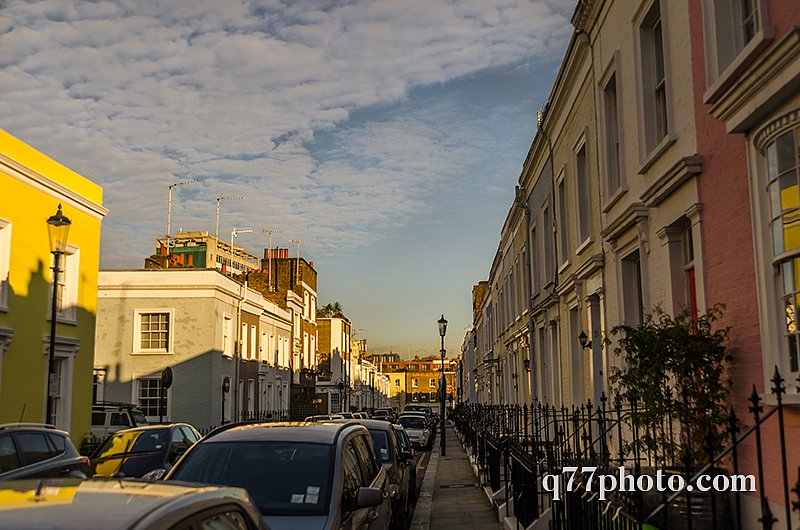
[0,130,107,443]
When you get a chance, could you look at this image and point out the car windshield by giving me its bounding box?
[131,410,149,426]
[399,417,427,430]
[170,441,334,516]
[368,430,391,462]
[96,429,169,458]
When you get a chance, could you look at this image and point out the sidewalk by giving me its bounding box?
[411,423,503,530]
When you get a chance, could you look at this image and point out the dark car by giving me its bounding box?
[391,424,416,501]
[305,415,333,423]
[166,422,392,530]
[332,419,413,530]
[0,424,91,480]
[0,478,269,529]
[91,423,200,480]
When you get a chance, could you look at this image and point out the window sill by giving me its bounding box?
[575,237,593,256]
[0,304,7,314]
[760,392,800,407]
[132,350,174,355]
[47,315,78,326]
[703,29,773,105]
[557,260,570,275]
[638,134,676,175]
[602,185,628,213]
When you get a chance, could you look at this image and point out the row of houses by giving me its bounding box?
[0,130,390,444]
[459,0,799,525]
[377,353,459,410]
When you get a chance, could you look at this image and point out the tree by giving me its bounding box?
[316,301,344,318]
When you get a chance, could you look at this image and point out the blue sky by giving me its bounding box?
[1,0,573,356]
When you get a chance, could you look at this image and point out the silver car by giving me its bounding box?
[397,415,432,450]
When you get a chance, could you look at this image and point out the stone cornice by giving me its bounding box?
[0,153,108,220]
[640,155,703,207]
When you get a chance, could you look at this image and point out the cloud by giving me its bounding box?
[1,0,570,266]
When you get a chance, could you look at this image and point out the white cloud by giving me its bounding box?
[0,0,571,266]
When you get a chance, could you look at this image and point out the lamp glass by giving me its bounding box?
[438,314,448,337]
[47,204,72,254]
[578,331,588,348]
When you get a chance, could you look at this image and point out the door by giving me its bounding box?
[340,439,370,529]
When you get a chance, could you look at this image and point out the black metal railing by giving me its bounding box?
[452,366,800,530]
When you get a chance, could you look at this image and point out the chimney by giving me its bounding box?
[309,261,314,269]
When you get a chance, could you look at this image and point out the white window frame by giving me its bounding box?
[750,109,800,394]
[49,244,79,324]
[222,313,233,358]
[133,308,175,355]
[132,376,171,423]
[556,169,570,270]
[250,324,257,361]
[42,336,79,431]
[599,54,627,210]
[573,135,592,250]
[634,0,676,168]
[701,0,771,103]
[412,378,418,389]
[0,219,10,312]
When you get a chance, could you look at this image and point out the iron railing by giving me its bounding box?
[452,367,800,530]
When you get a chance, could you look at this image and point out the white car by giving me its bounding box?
[398,415,432,450]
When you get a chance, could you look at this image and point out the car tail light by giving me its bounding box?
[79,456,90,466]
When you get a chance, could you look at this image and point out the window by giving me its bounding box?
[0,434,19,473]
[541,205,553,284]
[622,250,645,325]
[249,325,256,360]
[222,314,233,357]
[412,379,418,388]
[530,224,539,292]
[767,128,800,376]
[92,368,105,404]
[0,219,9,311]
[702,0,768,98]
[395,378,400,388]
[50,245,79,322]
[556,173,569,266]
[639,0,669,153]
[429,378,436,387]
[575,142,591,245]
[603,72,621,196]
[136,377,166,420]
[134,310,173,354]
[17,433,53,465]
[47,357,67,428]
[240,323,248,358]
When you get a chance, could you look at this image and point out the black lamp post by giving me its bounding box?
[437,314,447,456]
[46,204,71,425]
[337,381,344,413]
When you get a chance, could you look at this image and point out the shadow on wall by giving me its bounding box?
[2,259,96,429]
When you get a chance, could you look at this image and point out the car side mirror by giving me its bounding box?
[356,487,385,509]
[399,450,413,463]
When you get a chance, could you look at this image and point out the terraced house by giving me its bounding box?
[464,0,800,527]
[0,130,107,440]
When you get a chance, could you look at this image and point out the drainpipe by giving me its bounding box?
[233,276,247,421]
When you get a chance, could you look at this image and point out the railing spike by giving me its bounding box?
[770,366,785,397]
[758,497,777,530]
[748,384,763,418]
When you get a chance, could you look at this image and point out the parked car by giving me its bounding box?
[397,415,432,451]
[401,405,435,426]
[91,423,200,480]
[305,415,333,422]
[371,410,391,421]
[391,424,416,501]
[0,424,91,480]
[0,478,268,529]
[91,402,150,440]
[166,422,392,530]
[332,419,413,530]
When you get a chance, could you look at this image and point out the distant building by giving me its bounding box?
[150,231,259,276]
[94,269,291,430]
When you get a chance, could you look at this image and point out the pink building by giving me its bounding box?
[689,0,800,524]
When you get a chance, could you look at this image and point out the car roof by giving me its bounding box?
[0,424,70,437]
[106,424,191,435]
[0,479,253,530]
[203,421,362,444]
[327,418,395,433]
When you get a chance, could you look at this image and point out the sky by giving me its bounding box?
[1,0,573,357]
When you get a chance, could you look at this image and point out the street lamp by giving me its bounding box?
[46,204,71,425]
[437,314,447,456]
